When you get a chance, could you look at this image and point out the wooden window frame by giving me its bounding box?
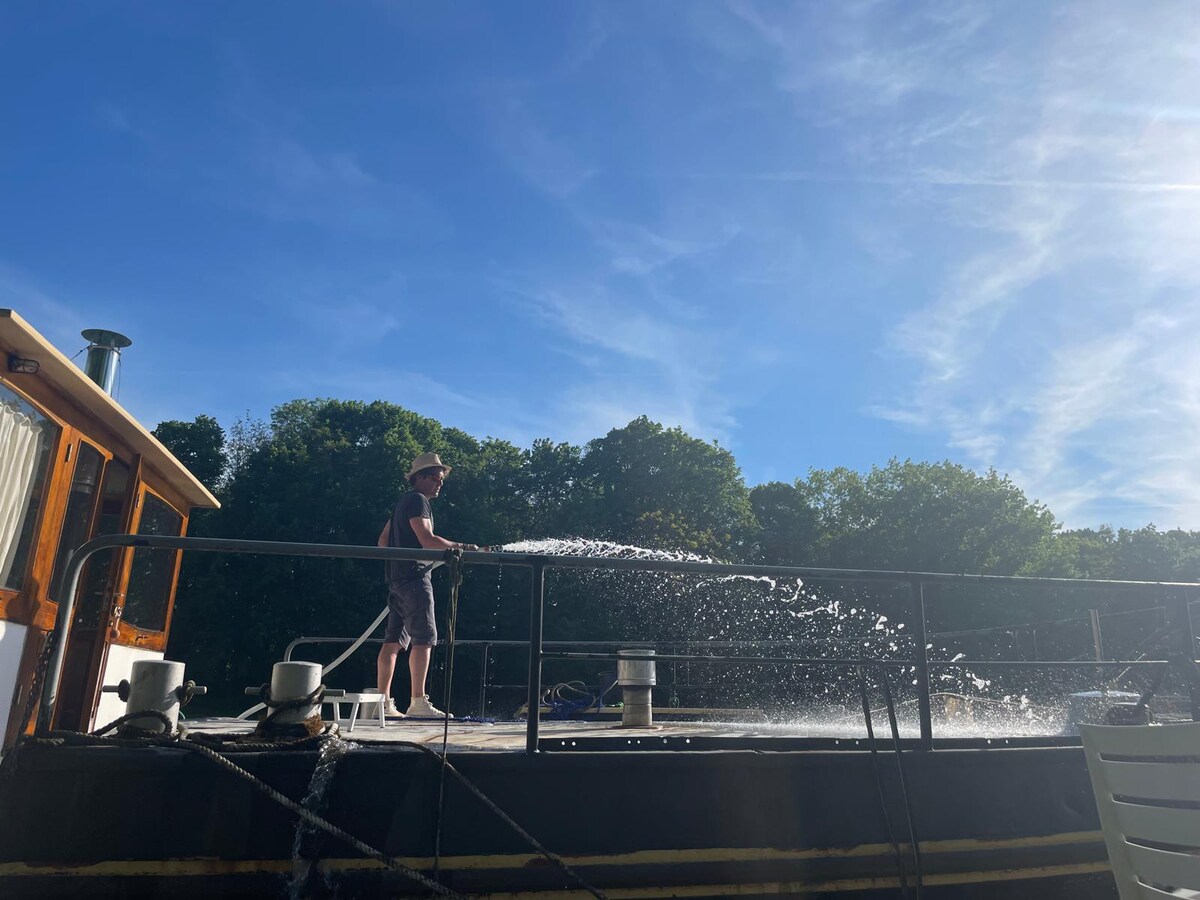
[109,483,188,653]
[0,378,73,627]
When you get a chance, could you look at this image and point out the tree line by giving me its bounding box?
[153,400,1200,712]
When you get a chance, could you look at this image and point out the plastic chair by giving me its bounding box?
[1080,722,1200,899]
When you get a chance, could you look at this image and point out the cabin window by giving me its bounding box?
[74,458,131,627]
[123,492,183,632]
[0,386,60,592]
[48,442,105,603]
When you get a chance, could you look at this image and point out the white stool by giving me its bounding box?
[324,691,386,732]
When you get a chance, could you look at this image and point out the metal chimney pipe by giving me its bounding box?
[80,328,132,395]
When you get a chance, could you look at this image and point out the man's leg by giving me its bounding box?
[377,642,402,697]
[409,644,432,699]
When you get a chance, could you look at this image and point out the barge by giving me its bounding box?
[3,306,1196,898]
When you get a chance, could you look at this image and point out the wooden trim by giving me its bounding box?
[0,586,20,621]
[0,311,218,509]
[24,428,75,630]
[2,626,46,748]
[108,482,184,652]
[103,457,142,645]
[26,434,114,632]
[159,509,189,640]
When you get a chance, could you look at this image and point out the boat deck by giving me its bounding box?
[182,716,828,752]
[181,715,1076,752]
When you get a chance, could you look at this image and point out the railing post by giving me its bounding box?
[1164,587,1200,721]
[1089,609,1104,661]
[911,579,934,750]
[478,642,491,719]
[526,559,546,755]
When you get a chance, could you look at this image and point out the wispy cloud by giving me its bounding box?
[732,0,1200,527]
[511,280,735,443]
[482,87,598,198]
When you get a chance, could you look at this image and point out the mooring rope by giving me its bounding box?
[399,738,607,900]
[426,547,605,899]
[3,726,465,899]
[856,667,910,900]
[434,547,464,882]
[880,667,923,899]
[178,739,463,898]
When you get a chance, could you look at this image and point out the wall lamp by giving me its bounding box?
[7,353,40,374]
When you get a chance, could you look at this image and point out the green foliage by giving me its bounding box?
[748,481,819,565]
[160,399,1200,713]
[797,459,1058,575]
[152,415,225,490]
[576,416,754,556]
[1045,525,1200,582]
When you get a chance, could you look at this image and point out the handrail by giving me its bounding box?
[38,533,1200,747]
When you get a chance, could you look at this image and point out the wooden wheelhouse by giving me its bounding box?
[0,308,218,749]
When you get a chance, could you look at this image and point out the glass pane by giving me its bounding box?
[0,387,60,591]
[48,443,104,602]
[74,458,131,628]
[123,493,183,632]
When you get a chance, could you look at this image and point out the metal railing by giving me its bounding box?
[41,534,1200,753]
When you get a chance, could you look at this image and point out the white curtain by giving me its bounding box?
[0,399,47,588]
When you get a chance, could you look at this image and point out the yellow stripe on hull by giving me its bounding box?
[0,828,1107,882]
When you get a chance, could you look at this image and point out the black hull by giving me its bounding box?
[0,741,1115,898]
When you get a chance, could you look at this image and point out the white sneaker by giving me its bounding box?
[382,697,406,719]
[406,695,453,719]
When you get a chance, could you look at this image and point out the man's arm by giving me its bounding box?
[409,516,479,552]
[377,521,390,548]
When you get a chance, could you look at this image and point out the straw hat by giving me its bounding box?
[406,452,451,480]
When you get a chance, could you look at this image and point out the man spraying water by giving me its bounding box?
[376,452,483,719]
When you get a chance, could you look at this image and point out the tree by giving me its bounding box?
[797,459,1058,575]
[152,415,225,491]
[748,481,819,565]
[576,417,754,557]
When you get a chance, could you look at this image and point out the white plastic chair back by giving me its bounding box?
[1080,722,1200,899]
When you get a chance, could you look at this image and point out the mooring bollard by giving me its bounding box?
[618,649,656,727]
[266,661,323,725]
[101,659,204,734]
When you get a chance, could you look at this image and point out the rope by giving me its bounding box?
[21,628,59,735]
[257,682,326,730]
[543,677,618,719]
[879,667,923,899]
[856,667,910,900]
[397,739,607,899]
[5,727,463,898]
[434,548,464,880]
[178,739,462,897]
[430,550,605,898]
[92,709,174,738]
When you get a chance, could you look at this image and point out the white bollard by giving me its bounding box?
[125,659,186,734]
[269,662,323,725]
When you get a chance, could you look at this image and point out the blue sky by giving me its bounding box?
[4,2,1200,530]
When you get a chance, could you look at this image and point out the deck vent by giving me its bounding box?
[618,649,656,727]
[81,328,132,396]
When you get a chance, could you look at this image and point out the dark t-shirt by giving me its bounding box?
[387,491,433,584]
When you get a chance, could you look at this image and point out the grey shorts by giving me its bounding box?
[384,577,437,648]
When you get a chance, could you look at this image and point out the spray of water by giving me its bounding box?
[487,537,1092,736]
[288,734,358,898]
